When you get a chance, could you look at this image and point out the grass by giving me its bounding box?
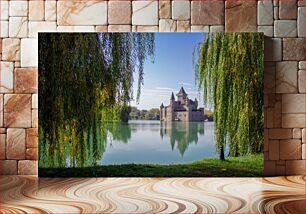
[39,154,263,177]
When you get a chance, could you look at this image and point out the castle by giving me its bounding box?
[160,87,204,122]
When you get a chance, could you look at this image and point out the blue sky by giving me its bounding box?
[131,33,207,110]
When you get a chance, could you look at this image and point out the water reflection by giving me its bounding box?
[39,121,216,167]
[160,122,205,156]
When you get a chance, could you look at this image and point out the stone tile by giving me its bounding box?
[279,0,297,19]
[191,25,210,32]
[26,128,38,148]
[29,1,44,21]
[18,160,38,175]
[132,1,158,25]
[266,108,274,128]
[15,61,21,68]
[282,94,305,113]
[303,144,306,159]
[20,39,38,67]
[192,0,224,25]
[172,1,190,20]
[269,140,279,160]
[0,128,6,134]
[280,139,302,160]
[108,1,131,24]
[276,61,298,93]
[286,160,305,175]
[28,22,57,38]
[2,38,20,61]
[0,160,17,175]
[177,21,190,32]
[58,1,107,25]
[32,110,38,128]
[264,160,276,176]
[293,128,302,139]
[303,129,306,143]
[9,1,28,17]
[264,129,269,151]
[26,148,38,160]
[258,26,274,37]
[264,62,276,94]
[95,26,108,32]
[274,100,282,128]
[132,26,137,32]
[0,61,14,93]
[274,20,297,37]
[298,7,305,37]
[275,164,286,175]
[4,94,31,128]
[225,0,256,32]
[6,128,25,159]
[45,0,57,21]
[298,1,305,6]
[0,1,9,20]
[299,61,306,70]
[282,114,305,128]
[273,0,279,7]
[0,94,3,127]
[264,38,282,61]
[108,25,131,32]
[269,128,292,139]
[298,70,305,93]
[0,134,5,159]
[283,38,305,61]
[210,25,225,32]
[159,1,171,19]
[258,0,274,25]
[274,7,279,20]
[14,68,38,94]
[32,94,38,109]
[136,26,159,32]
[159,19,177,32]
[57,26,95,32]
[0,21,8,37]
[9,17,28,38]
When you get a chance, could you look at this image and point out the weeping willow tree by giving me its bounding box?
[39,33,154,168]
[194,33,264,160]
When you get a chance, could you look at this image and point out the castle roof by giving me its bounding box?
[177,86,187,96]
[170,92,175,100]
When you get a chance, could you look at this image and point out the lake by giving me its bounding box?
[39,121,217,167]
[101,120,216,165]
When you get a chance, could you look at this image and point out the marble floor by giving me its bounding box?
[0,176,305,214]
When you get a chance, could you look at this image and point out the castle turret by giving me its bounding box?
[177,87,187,104]
[160,103,164,121]
[194,98,198,109]
[170,92,175,100]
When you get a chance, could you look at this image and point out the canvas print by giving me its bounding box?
[38,32,264,177]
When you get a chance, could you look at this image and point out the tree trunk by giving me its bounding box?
[220,146,225,160]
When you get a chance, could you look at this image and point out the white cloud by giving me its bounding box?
[179,82,192,86]
[155,87,175,91]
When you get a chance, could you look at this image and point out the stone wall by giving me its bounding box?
[0,0,305,176]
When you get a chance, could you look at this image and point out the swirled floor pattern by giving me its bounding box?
[0,176,305,214]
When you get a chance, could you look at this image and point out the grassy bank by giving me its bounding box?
[39,154,263,177]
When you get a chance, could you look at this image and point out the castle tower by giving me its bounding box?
[176,87,187,104]
[160,103,164,121]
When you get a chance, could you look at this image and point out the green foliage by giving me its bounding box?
[129,107,160,120]
[194,33,264,158]
[39,33,154,167]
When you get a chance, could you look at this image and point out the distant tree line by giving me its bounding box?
[129,107,160,120]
